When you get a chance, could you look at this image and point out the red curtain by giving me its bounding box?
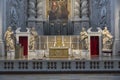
[19,37,28,56]
[90,36,99,56]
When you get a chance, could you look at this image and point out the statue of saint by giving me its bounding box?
[29,27,38,50]
[102,27,113,50]
[4,26,15,51]
[80,27,88,50]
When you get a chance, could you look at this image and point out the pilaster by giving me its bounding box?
[112,0,120,55]
[0,0,6,57]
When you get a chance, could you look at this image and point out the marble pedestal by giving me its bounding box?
[0,41,5,57]
[7,51,15,59]
[80,50,90,60]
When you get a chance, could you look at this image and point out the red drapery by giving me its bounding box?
[19,37,28,56]
[90,36,99,56]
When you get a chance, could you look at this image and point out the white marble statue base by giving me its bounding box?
[102,49,112,56]
[0,41,4,57]
[72,50,81,58]
[102,49,112,51]
[80,50,90,60]
[7,51,15,59]
[72,50,90,60]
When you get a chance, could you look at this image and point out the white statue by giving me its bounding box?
[102,27,113,50]
[80,27,88,50]
[29,27,38,50]
[4,26,15,51]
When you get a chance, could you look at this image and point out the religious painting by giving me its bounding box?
[47,0,69,21]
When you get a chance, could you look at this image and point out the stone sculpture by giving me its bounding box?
[4,26,15,51]
[29,27,38,50]
[80,27,88,50]
[102,27,113,50]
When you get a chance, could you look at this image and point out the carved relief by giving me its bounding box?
[10,6,18,30]
[92,0,111,29]
[99,0,107,27]
[6,0,27,30]
[9,0,19,30]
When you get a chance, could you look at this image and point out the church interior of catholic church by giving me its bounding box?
[0,0,120,78]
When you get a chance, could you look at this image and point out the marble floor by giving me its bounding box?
[0,74,120,80]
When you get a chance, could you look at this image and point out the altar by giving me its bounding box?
[49,47,69,58]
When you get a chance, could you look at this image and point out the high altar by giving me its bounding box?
[11,27,106,59]
[2,0,113,60]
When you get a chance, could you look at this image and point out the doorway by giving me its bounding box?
[19,36,28,57]
[90,36,99,56]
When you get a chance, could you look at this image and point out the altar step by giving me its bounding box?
[0,59,120,73]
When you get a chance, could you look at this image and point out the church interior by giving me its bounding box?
[0,0,120,78]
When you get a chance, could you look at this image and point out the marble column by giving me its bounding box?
[36,0,44,35]
[37,0,43,19]
[73,0,81,35]
[28,0,36,30]
[81,0,89,19]
[81,0,89,30]
[74,0,80,19]
[28,0,36,20]
[73,0,89,35]
[0,0,6,57]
